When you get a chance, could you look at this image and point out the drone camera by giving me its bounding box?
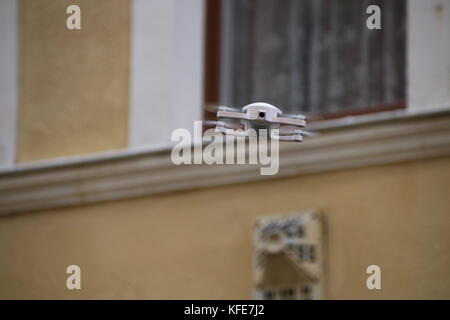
[216,102,307,142]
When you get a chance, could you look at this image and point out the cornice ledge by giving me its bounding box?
[1,110,450,215]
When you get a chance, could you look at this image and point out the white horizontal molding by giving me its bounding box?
[1,110,450,215]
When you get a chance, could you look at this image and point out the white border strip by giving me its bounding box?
[0,0,18,168]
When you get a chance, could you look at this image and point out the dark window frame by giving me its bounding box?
[203,0,406,123]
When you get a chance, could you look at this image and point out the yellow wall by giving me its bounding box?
[17,0,131,162]
[1,156,449,299]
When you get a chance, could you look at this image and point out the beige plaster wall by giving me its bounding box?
[0,156,449,299]
[17,0,131,162]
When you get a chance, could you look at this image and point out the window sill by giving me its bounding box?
[1,105,450,215]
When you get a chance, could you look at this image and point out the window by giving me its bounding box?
[205,0,406,120]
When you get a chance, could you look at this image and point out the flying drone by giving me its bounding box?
[215,102,307,142]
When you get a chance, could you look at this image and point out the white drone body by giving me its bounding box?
[215,102,306,142]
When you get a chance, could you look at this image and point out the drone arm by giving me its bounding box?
[270,130,304,142]
[273,117,306,127]
[217,110,247,120]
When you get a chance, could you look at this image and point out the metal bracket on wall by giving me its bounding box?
[253,211,325,300]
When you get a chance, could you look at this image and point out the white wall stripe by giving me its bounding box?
[129,0,204,150]
[0,0,18,168]
[408,0,450,110]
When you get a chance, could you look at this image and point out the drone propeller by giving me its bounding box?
[203,119,242,129]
